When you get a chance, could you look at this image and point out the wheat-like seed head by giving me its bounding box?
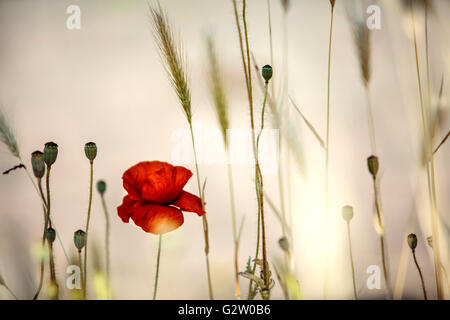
[150,3,192,124]
[346,1,371,86]
[0,106,20,159]
[206,36,229,147]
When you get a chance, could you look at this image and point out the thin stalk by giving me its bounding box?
[100,194,111,290]
[3,285,18,300]
[412,249,427,300]
[83,161,94,299]
[267,0,275,99]
[153,234,163,300]
[226,154,240,298]
[346,222,358,300]
[188,123,214,300]
[44,166,58,298]
[32,177,47,300]
[364,85,377,155]
[48,241,58,299]
[78,249,84,298]
[372,177,391,299]
[411,2,443,299]
[323,4,335,299]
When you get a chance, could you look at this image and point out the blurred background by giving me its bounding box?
[0,0,449,299]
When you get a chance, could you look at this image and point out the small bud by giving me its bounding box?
[97,180,107,196]
[407,233,417,250]
[262,65,273,83]
[278,236,290,252]
[43,142,58,167]
[74,229,86,250]
[46,227,56,244]
[367,155,379,177]
[342,205,354,222]
[84,142,97,162]
[426,236,433,248]
[31,151,45,178]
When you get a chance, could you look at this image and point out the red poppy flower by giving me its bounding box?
[117,161,205,234]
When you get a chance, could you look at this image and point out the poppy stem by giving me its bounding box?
[188,122,214,300]
[346,222,357,300]
[78,249,85,298]
[153,234,163,300]
[100,193,111,296]
[412,249,428,300]
[83,161,94,299]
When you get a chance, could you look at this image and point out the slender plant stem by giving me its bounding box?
[44,166,58,298]
[4,285,18,300]
[323,4,334,299]
[364,85,377,155]
[48,241,58,299]
[226,153,240,298]
[188,123,214,300]
[153,234,163,300]
[267,0,275,99]
[372,177,391,299]
[32,178,47,300]
[83,161,94,299]
[346,222,358,300]
[101,194,111,291]
[78,249,84,298]
[412,250,428,300]
[411,1,443,299]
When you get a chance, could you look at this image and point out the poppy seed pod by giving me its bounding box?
[367,155,379,177]
[278,236,290,252]
[97,180,107,196]
[262,65,273,83]
[342,205,354,222]
[46,228,56,244]
[407,233,418,250]
[43,142,58,167]
[84,142,97,162]
[74,229,86,250]
[31,151,45,178]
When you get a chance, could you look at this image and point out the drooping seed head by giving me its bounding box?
[342,205,354,222]
[31,151,45,178]
[367,155,379,177]
[278,236,290,252]
[97,180,107,196]
[46,227,56,244]
[43,142,58,167]
[74,229,86,250]
[407,233,418,250]
[262,65,273,83]
[84,142,97,162]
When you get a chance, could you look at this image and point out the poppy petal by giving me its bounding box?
[117,195,138,223]
[171,191,205,216]
[122,161,193,204]
[129,202,184,234]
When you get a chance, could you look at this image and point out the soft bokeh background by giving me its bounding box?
[0,0,449,299]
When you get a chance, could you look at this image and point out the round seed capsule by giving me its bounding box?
[43,142,58,167]
[407,233,418,250]
[84,142,97,162]
[31,151,45,178]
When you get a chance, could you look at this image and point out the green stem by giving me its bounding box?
[412,250,428,300]
[83,161,94,299]
[153,235,163,300]
[101,195,111,292]
[411,1,443,299]
[4,285,18,300]
[188,123,214,300]
[323,5,334,299]
[32,178,47,300]
[78,249,84,298]
[48,241,59,300]
[346,222,357,300]
[372,177,391,299]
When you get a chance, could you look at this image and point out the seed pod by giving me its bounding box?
[367,155,379,177]
[31,151,45,178]
[46,228,56,244]
[278,236,290,252]
[426,236,433,248]
[84,142,97,162]
[262,65,273,83]
[342,205,354,222]
[97,180,107,196]
[43,142,58,167]
[74,229,86,250]
[407,233,417,250]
